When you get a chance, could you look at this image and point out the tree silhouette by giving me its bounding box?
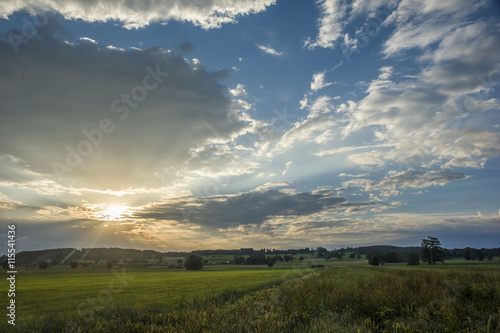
[369,255,380,266]
[184,254,203,270]
[421,236,447,265]
[406,252,420,265]
[463,248,472,260]
[476,249,485,261]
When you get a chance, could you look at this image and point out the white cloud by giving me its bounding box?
[383,17,458,56]
[228,83,248,98]
[310,72,333,91]
[255,44,284,56]
[348,151,385,166]
[79,37,97,44]
[343,170,469,198]
[274,96,338,151]
[0,0,276,29]
[421,21,500,95]
[305,0,394,49]
[342,20,500,170]
[305,0,349,49]
[383,0,488,56]
[315,143,393,157]
[282,161,293,175]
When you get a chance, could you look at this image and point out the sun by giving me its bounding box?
[99,204,129,221]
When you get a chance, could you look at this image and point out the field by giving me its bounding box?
[2,259,500,332]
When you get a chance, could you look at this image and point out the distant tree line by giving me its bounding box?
[193,247,313,256]
[233,254,283,267]
[2,244,499,269]
[364,237,496,267]
[0,247,187,268]
[451,247,495,261]
[365,250,408,265]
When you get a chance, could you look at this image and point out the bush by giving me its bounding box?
[39,260,48,269]
[406,252,420,265]
[184,254,204,270]
[369,256,380,266]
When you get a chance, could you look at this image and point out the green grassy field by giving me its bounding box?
[2,259,500,332]
[3,265,308,315]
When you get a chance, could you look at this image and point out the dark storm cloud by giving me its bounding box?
[0,27,253,190]
[135,189,349,229]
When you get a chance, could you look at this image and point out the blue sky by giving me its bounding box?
[0,0,499,252]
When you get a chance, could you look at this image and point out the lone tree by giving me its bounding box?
[406,252,420,266]
[70,260,79,269]
[234,256,245,265]
[463,248,472,260]
[39,260,48,269]
[475,249,485,261]
[184,254,204,270]
[369,255,380,266]
[421,236,447,265]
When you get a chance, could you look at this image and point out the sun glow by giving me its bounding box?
[98,204,130,221]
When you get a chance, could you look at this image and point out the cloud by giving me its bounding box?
[305,0,394,49]
[0,28,256,191]
[382,0,489,56]
[420,21,500,94]
[373,170,468,190]
[282,161,293,175]
[274,96,339,151]
[256,44,284,56]
[342,21,500,170]
[0,0,276,29]
[304,0,349,49]
[315,143,393,157]
[79,37,97,44]
[134,189,349,229]
[310,72,332,91]
[344,170,469,197]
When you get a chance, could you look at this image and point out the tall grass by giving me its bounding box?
[10,265,500,332]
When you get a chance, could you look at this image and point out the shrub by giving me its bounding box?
[406,252,420,265]
[184,254,204,270]
[369,256,380,266]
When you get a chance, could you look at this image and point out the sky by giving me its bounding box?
[0,0,499,253]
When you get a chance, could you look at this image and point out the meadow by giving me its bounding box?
[2,258,500,332]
